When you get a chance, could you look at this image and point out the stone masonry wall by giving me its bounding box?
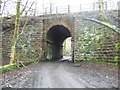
[74,10,119,62]
[2,17,43,65]
[2,10,120,65]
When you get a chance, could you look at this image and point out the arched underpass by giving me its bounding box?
[46,25,71,60]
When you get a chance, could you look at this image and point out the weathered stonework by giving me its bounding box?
[2,11,120,65]
[2,15,75,64]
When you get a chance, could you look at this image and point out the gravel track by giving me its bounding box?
[1,61,118,88]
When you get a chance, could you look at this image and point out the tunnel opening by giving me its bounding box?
[63,37,72,61]
[46,25,71,60]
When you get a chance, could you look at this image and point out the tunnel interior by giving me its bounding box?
[47,25,71,60]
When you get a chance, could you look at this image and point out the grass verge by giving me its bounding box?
[78,58,119,67]
[0,61,35,73]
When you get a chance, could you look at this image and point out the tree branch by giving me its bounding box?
[83,18,120,35]
[20,0,29,15]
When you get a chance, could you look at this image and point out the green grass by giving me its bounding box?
[0,64,17,73]
[96,61,119,67]
[78,58,119,67]
[0,61,35,73]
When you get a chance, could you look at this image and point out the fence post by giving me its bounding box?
[68,5,70,13]
[80,4,81,12]
[118,1,120,28]
[56,6,58,14]
[105,1,107,10]
[93,3,95,11]
[34,2,37,16]
[45,7,47,14]
[50,4,52,14]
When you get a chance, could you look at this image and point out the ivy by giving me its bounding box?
[16,26,41,61]
[75,19,118,62]
[115,43,120,51]
[114,56,119,62]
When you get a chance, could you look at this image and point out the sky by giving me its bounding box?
[1,0,120,16]
[21,0,120,7]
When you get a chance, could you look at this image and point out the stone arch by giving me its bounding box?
[45,20,74,38]
[43,20,75,61]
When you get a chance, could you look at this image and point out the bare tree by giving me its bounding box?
[0,0,2,11]
[20,0,29,15]
[1,0,9,16]
[0,0,2,66]
[10,0,36,64]
[10,0,21,64]
[98,0,107,20]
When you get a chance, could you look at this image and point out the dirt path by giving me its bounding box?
[1,62,118,88]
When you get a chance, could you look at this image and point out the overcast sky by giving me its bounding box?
[1,0,120,16]
[21,0,119,7]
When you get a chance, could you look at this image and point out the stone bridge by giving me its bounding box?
[2,10,120,65]
[42,15,75,61]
